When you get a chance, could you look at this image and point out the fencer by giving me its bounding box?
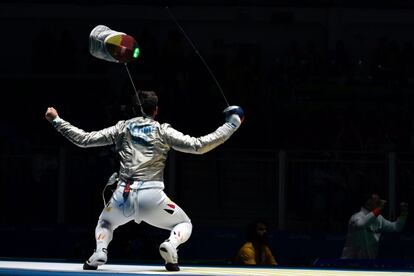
[45,91,244,271]
[341,193,408,259]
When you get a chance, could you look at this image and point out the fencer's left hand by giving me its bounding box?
[223,105,244,128]
[45,107,59,122]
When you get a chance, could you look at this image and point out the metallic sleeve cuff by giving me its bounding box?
[52,116,63,127]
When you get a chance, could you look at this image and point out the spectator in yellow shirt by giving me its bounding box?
[235,220,278,266]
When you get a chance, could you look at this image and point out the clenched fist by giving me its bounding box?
[45,107,59,122]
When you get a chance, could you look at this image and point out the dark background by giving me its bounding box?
[0,0,414,269]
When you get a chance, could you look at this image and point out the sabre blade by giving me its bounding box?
[165,6,230,107]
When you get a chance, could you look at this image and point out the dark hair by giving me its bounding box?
[360,192,379,206]
[246,220,268,242]
[140,90,158,116]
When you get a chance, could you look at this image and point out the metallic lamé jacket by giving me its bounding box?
[52,116,239,186]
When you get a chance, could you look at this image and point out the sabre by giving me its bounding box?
[165,6,230,108]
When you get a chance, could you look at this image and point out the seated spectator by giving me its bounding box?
[235,220,278,266]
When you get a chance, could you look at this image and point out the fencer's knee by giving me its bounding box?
[97,219,113,231]
[186,223,193,241]
[186,222,193,235]
[172,222,192,244]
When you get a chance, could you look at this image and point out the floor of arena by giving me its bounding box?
[0,261,413,276]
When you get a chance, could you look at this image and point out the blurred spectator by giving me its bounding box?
[235,220,278,266]
[341,193,408,259]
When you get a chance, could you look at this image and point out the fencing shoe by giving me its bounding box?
[159,240,179,271]
[83,248,108,270]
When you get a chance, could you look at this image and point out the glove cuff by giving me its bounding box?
[227,114,241,128]
[52,116,63,127]
[223,105,244,125]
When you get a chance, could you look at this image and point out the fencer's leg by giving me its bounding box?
[84,186,133,270]
[138,188,192,272]
[95,219,114,252]
[83,219,113,270]
[159,222,193,271]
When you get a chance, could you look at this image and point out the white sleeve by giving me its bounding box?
[349,212,377,229]
[380,215,407,232]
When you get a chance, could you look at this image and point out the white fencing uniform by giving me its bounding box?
[51,114,240,267]
[341,207,407,259]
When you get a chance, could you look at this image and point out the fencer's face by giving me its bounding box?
[372,194,383,208]
[367,194,382,210]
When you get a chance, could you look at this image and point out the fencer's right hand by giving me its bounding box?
[223,105,244,128]
[45,107,59,122]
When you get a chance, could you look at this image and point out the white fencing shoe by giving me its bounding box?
[159,240,179,271]
[83,248,108,270]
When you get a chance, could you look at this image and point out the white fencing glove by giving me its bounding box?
[223,105,244,128]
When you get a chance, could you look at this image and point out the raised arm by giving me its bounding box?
[45,107,123,148]
[162,106,243,154]
[381,202,408,232]
[350,212,379,229]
